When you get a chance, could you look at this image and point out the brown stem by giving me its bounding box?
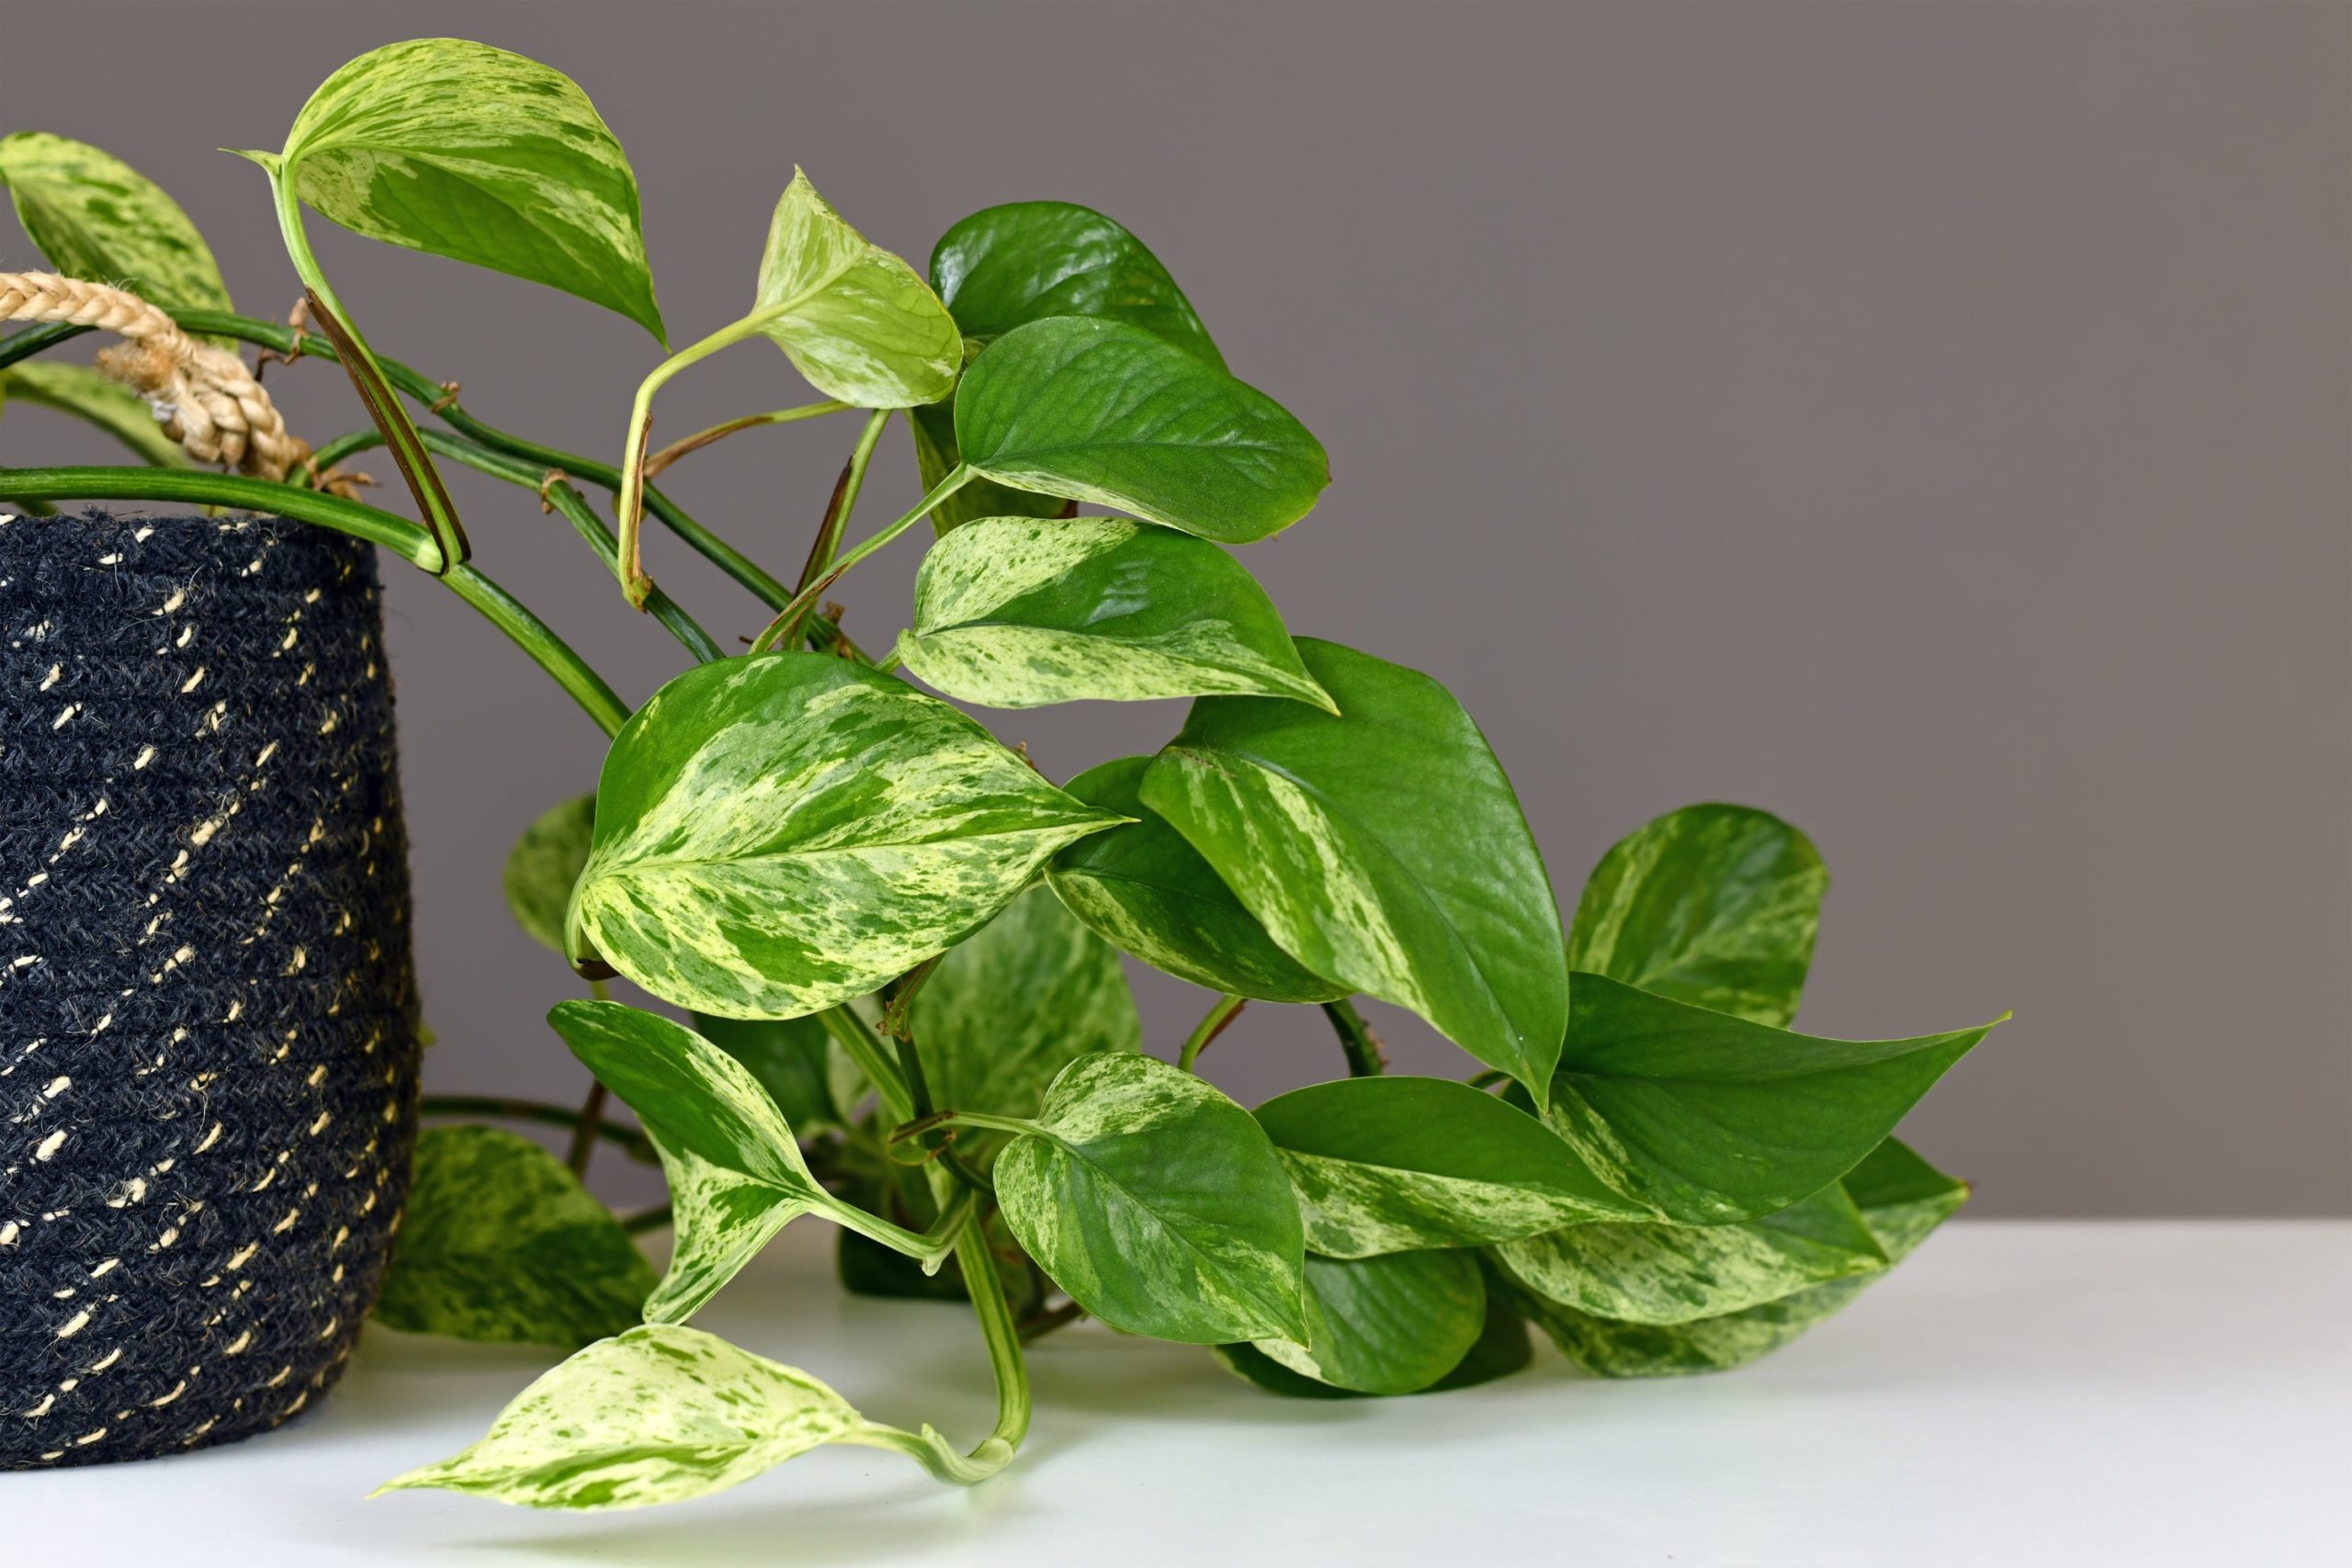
[566,1081,611,1178]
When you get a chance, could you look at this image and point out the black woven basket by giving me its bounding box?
[0,510,420,1468]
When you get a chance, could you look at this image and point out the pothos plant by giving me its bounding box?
[0,39,2001,1511]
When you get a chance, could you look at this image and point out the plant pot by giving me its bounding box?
[0,509,420,1468]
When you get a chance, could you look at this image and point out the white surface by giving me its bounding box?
[6,1221,2346,1566]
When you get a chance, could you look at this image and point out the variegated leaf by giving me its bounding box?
[1142,638,1570,1100]
[896,516,1334,711]
[1546,974,1998,1224]
[1048,758,1344,1004]
[272,39,662,340]
[502,794,594,953]
[566,655,1124,1020]
[0,362,190,468]
[1254,1076,1645,1258]
[547,1002,830,1324]
[1491,1181,1887,1326]
[1569,803,1827,1027]
[911,885,1140,1145]
[373,1126,654,1348]
[1250,1249,1487,1394]
[0,132,232,333]
[1505,1137,1970,1377]
[375,1325,889,1508]
[994,1052,1307,1346]
[752,170,960,408]
[954,316,1328,545]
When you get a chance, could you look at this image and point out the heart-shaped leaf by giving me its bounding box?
[1142,638,1569,1100]
[502,794,594,953]
[1250,1249,1487,1394]
[548,1001,831,1324]
[752,170,959,408]
[954,316,1328,544]
[1492,1182,1887,1325]
[896,516,1334,710]
[274,39,662,340]
[373,1125,655,1348]
[1547,974,1998,1224]
[1047,758,1345,1004]
[1254,1076,1645,1258]
[931,200,1224,367]
[994,1052,1307,1345]
[0,133,232,333]
[376,1325,885,1508]
[1569,804,1827,1027]
[1502,1137,1969,1377]
[567,654,1124,1020]
[0,363,191,468]
[915,201,1222,533]
[910,885,1140,1140]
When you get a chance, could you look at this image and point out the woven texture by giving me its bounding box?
[0,509,420,1468]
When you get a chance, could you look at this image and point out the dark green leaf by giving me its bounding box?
[752,170,958,408]
[374,1125,655,1348]
[1492,1182,1886,1325]
[0,132,232,333]
[1250,1249,1486,1394]
[1569,804,1826,1027]
[954,316,1328,544]
[502,794,594,953]
[547,1001,830,1324]
[930,200,1224,367]
[1255,1076,1645,1258]
[910,388,1067,536]
[276,39,662,340]
[1213,1271,1532,1400]
[897,516,1334,710]
[912,885,1140,1138]
[0,363,190,467]
[1504,1137,1970,1377]
[1142,638,1569,1099]
[1048,758,1345,1004]
[994,1052,1306,1345]
[567,654,1124,1019]
[1548,974,1998,1224]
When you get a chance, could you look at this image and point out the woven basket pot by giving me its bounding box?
[0,510,420,1468]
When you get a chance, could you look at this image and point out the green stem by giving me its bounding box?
[0,466,628,737]
[820,1185,975,1273]
[641,400,847,481]
[763,408,892,654]
[417,1095,656,1163]
[0,322,85,370]
[263,163,469,574]
[1323,998,1389,1077]
[616,314,776,607]
[621,1204,673,1235]
[926,1110,1045,1141]
[1177,994,1248,1073]
[752,466,973,653]
[819,1006,914,1125]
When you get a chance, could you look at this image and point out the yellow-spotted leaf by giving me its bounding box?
[751,170,959,408]
[1141,638,1569,1100]
[994,1052,1307,1345]
[1048,758,1345,1004]
[0,133,232,328]
[896,516,1333,710]
[1492,1181,1887,1325]
[1503,1137,1970,1377]
[1254,1077,1645,1258]
[1569,804,1827,1027]
[565,655,1124,1020]
[376,1325,902,1507]
[272,39,662,339]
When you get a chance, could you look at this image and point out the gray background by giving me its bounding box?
[4,1,2345,1216]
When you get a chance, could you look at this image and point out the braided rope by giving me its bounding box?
[0,273,353,492]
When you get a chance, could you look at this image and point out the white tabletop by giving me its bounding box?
[6,1220,2346,1566]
